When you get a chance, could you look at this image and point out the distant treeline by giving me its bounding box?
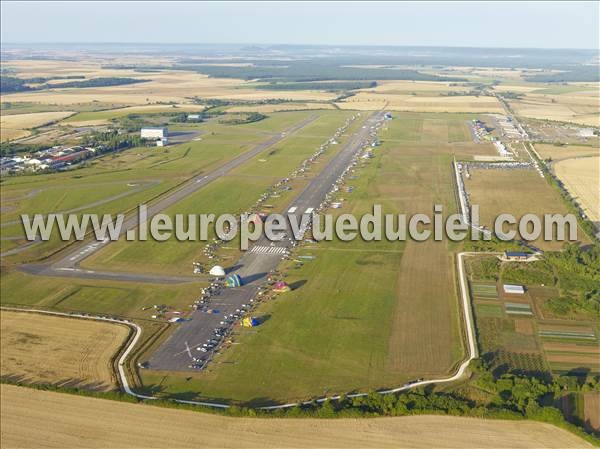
[101,57,600,83]
[178,62,464,82]
[0,76,149,93]
[0,76,31,93]
[524,65,600,83]
[256,81,377,91]
[176,47,597,69]
[50,77,149,89]
[103,61,463,82]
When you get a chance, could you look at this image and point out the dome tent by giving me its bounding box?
[209,265,226,277]
[225,274,243,288]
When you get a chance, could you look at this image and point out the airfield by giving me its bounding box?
[1,49,599,445]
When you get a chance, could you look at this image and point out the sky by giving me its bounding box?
[1,1,598,49]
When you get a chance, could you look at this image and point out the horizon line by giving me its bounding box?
[1,42,598,52]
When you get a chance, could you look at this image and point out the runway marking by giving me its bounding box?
[304,207,314,214]
[249,245,288,255]
[287,206,297,214]
[184,341,193,358]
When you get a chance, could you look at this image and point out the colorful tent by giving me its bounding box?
[225,274,243,288]
[209,265,226,277]
[241,317,259,327]
[273,281,291,293]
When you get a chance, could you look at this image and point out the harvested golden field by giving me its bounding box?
[2,58,168,79]
[1,68,336,106]
[468,68,530,80]
[227,102,335,113]
[337,92,503,113]
[493,84,545,94]
[0,385,592,449]
[465,168,589,250]
[0,128,30,141]
[507,91,600,127]
[0,311,129,391]
[0,111,74,142]
[553,156,600,223]
[367,80,471,94]
[584,393,600,432]
[535,143,600,161]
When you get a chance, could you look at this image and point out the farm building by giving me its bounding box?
[140,127,168,140]
[503,284,525,294]
[503,251,532,261]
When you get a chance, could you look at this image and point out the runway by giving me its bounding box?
[147,111,385,371]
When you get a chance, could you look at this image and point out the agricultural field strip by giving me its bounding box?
[0,250,479,408]
[20,115,319,284]
[539,330,597,340]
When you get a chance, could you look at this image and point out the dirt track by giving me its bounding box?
[0,385,592,449]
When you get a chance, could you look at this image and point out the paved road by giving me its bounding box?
[148,111,385,371]
[18,116,319,283]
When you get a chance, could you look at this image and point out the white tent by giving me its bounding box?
[209,265,226,277]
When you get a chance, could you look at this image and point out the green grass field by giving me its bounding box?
[83,111,357,275]
[475,302,504,318]
[1,111,320,261]
[471,283,499,299]
[0,270,202,320]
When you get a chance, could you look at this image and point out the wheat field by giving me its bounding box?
[0,385,592,449]
[0,311,129,391]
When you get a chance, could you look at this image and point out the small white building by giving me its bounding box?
[141,127,168,140]
[156,138,168,147]
[187,114,201,121]
[503,284,525,295]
